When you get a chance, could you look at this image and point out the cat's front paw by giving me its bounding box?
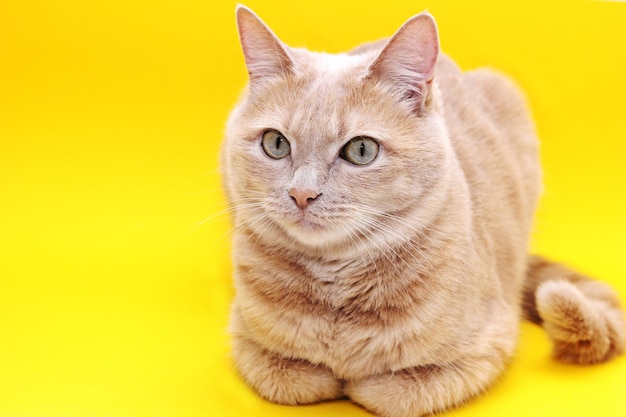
[345,361,501,417]
[232,336,343,405]
[345,367,436,417]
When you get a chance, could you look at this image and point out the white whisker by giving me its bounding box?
[338,221,379,279]
[339,202,444,277]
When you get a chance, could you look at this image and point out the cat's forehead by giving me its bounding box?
[275,50,380,145]
[294,49,372,77]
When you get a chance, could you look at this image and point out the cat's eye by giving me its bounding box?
[340,136,379,165]
[261,129,291,159]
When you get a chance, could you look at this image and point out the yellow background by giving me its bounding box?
[1,0,625,416]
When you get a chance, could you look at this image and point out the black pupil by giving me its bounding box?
[276,136,283,149]
[359,142,365,157]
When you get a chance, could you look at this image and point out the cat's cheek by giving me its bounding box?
[338,158,413,210]
[239,150,291,193]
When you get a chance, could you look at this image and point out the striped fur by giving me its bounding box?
[221,7,625,417]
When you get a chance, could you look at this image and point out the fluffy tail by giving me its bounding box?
[523,255,625,364]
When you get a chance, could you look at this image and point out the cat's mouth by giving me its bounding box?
[275,207,344,246]
[281,212,327,241]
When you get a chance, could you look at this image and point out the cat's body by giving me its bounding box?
[222,7,625,417]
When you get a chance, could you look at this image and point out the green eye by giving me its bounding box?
[261,130,291,159]
[340,136,379,165]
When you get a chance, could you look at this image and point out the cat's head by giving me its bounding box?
[223,6,452,251]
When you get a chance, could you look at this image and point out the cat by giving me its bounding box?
[220,6,625,417]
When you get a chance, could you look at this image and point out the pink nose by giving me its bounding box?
[289,188,320,210]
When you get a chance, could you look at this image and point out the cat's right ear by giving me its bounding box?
[236,6,295,87]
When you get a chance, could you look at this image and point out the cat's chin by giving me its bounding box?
[282,218,343,248]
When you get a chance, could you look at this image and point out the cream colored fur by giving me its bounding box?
[221,6,625,417]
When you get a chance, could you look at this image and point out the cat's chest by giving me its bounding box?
[303,258,384,310]
[239,245,427,375]
[273,276,424,378]
[303,256,362,284]
[285,260,408,362]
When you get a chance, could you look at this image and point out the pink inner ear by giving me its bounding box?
[367,12,440,109]
[236,6,294,82]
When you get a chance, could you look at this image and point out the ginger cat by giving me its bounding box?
[221,6,625,417]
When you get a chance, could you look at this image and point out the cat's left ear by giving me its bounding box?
[367,12,439,114]
[236,6,295,88]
